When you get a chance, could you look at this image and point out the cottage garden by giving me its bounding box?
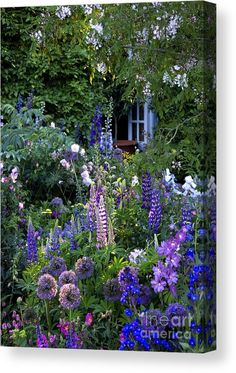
[1,3,216,352]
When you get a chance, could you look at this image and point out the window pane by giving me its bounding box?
[139,105,144,120]
[132,105,137,120]
[139,122,144,141]
[132,122,137,141]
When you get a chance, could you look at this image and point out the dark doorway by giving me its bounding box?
[113,114,128,140]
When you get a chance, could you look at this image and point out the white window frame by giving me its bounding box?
[128,101,148,143]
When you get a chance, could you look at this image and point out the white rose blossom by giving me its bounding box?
[71,144,80,153]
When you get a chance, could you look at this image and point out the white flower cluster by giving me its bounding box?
[33,30,43,43]
[56,6,71,20]
[86,21,103,49]
[71,143,85,157]
[131,176,139,187]
[171,160,182,170]
[135,74,152,98]
[80,163,94,187]
[82,4,102,16]
[163,67,188,90]
[129,249,146,265]
[153,14,181,40]
[97,62,107,74]
[207,176,216,196]
[182,176,201,197]
[166,15,181,37]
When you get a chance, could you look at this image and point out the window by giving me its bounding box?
[128,101,147,143]
[128,100,157,143]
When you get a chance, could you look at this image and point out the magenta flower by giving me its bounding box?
[85,313,93,326]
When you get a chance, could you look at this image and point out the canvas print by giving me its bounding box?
[1,1,216,352]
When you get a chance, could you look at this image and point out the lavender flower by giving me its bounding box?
[26,219,38,263]
[75,257,94,280]
[59,270,77,287]
[59,284,81,309]
[37,274,57,300]
[148,188,162,233]
[151,228,186,296]
[103,278,122,302]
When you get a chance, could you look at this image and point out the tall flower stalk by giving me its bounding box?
[95,195,108,248]
[90,106,102,146]
[148,188,162,233]
[26,218,38,263]
[142,172,152,209]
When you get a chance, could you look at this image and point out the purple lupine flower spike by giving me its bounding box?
[148,188,162,233]
[142,172,152,209]
[26,218,38,263]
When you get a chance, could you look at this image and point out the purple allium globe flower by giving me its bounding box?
[139,284,152,306]
[37,274,57,300]
[51,197,63,206]
[140,309,163,331]
[166,303,188,328]
[58,270,77,288]
[75,257,94,280]
[49,257,67,277]
[40,266,51,276]
[103,278,122,302]
[59,284,81,310]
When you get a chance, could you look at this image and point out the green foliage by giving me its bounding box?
[1,6,107,133]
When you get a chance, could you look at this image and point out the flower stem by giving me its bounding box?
[44,300,51,333]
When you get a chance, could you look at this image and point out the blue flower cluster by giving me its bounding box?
[90,106,102,146]
[119,318,151,351]
[46,226,62,258]
[187,264,214,302]
[99,130,113,158]
[118,266,141,305]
